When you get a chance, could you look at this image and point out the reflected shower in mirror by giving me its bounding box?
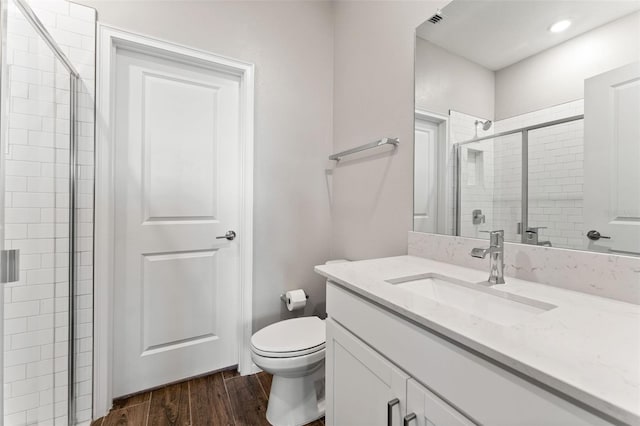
[414,0,640,255]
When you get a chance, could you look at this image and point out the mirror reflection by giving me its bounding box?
[414,0,640,255]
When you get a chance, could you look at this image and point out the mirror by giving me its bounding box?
[414,0,640,256]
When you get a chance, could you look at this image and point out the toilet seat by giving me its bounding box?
[251,342,325,358]
[251,316,325,358]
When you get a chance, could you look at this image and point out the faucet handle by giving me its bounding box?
[526,226,547,234]
[480,229,504,246]
[480,229,504,236]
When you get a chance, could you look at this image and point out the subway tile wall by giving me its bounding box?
[3,0,95,424]
[452,100,584,249]
[449,110,496,238]
[494,100,585,249]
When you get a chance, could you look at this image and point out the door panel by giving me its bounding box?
[584,62,640,254]
[142,250,218,354]
[143,74,218,222]
[113,46,241,397]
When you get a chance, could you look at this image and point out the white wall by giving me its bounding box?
[415,37,494,120]
[74,0,334,332]
[331,1,446,261]
[495,11,640,120]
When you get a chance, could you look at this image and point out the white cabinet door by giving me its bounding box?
[406,379,474,426]
[112,43,241,397]
[326,318,409,426]
[584,62,640,255]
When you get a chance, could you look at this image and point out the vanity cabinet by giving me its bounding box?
[327,315,472,426]
[325,282,613,426]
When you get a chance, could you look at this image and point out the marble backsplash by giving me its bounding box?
[408,231,640,305]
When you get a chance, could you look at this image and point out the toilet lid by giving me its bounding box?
[251,316,325,355]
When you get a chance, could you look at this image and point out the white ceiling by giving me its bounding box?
[416,0,640,71]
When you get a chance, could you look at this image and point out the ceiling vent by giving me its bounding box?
[428,11,443,24]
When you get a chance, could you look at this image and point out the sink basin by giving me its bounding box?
[385,273,556,326]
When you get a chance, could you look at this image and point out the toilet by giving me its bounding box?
[251,316,326,426]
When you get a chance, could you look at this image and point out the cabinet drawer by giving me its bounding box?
[327,282,611,425]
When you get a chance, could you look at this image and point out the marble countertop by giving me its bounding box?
[315,255,640,425]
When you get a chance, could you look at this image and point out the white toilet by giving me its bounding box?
[251,316,326,426]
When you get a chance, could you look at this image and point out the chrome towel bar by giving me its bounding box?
[329,137,399,161]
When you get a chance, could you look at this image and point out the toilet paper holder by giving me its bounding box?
[280,293,310,304]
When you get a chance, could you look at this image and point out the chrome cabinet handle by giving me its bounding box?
[387,398,399,426]
[586,230,610,241]
[216,230,236,241]
[404,413,417,426]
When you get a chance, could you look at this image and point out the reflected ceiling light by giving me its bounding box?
[549,19,572,33]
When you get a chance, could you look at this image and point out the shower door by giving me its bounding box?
[456,133,522,241]
[1,0,79,423]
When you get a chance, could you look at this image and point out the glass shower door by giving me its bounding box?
[457,133,522,242]
[1,0,77,423]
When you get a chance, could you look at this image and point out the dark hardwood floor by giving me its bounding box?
[91,369,325,426]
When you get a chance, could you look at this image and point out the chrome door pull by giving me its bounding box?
[587,230,611,241]
[387,398,399,426]
[404,413,417,426]
[216,230,236,241]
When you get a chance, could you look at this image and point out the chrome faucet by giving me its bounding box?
[519,224,553,247]
[470,230,505,285]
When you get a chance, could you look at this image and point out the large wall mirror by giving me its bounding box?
[414,0,640,256]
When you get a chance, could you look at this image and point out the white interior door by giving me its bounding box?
[584,62,640,255]
[112,45,241,397]
[414,118,440,233]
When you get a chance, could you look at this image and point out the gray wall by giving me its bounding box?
[79,0,456,330]
[415,37,494,120]
[331,1,446,261]
[495,11,640,120]
[77,0,334,332]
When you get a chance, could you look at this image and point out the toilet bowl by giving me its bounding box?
[251,316,326,426]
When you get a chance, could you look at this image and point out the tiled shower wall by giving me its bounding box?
[449,110,495,238]
[453,101,584,249]
[3,0,95,424]
[494,100,584,249]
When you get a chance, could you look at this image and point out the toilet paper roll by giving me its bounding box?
[285,289,307,312]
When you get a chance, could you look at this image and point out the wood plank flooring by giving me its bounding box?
[91,369,324,426]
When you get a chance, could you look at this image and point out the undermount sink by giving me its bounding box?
[385,273,556,326]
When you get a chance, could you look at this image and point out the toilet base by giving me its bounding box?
[265,364,325,426]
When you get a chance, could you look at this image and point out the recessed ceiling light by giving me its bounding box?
[549,19,572,33]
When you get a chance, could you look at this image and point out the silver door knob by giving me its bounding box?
[216,230,236,241]
[586,230,611,241]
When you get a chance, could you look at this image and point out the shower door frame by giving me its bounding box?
[0,0,81,423]
[454,114,584,242]
[93,24,255,419]
[0,0,6,416]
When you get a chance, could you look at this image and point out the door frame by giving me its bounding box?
[94,24,255,417]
